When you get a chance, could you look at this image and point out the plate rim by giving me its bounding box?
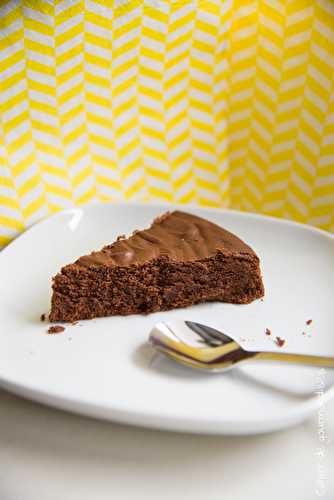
[0,372,333,435]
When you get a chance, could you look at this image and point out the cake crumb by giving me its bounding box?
[47,325,65,334]
[306,319,313,325]
[275,336,285,347]
[40,313,46,322]
[265,328,271,336]
[302,331,306,336]
[71,321,78,326]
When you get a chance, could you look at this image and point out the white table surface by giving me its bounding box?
[0,390,333,500]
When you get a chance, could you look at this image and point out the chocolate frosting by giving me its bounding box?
[77,211,255,267]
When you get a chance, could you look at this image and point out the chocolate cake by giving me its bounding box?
[49,211,264,322]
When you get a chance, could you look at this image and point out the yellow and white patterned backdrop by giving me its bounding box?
[0,0,333,247]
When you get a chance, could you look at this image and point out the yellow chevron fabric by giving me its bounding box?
[0,0,333,247]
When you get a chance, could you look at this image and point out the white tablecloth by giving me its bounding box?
[0,390,333,500]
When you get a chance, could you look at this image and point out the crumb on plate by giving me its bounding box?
[275,336,285,347]
[47,325,65,334]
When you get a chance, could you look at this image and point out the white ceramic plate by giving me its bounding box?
[0,202,334,435]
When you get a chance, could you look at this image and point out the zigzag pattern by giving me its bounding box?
[55,0,97,206]
[213,0,231,208]
[230,1,334,230]
[189,0,221,207]
[226,1,258,209]
[163,2,195,204]
[0,122,24,247]
[0,0,333,247]
[138,1,171,202]
[84,1,121,201]
[111,1,146,200]
[309,2,334,232]
[281,2,321,224]
[24,1,72,213]
[0,2,48,233]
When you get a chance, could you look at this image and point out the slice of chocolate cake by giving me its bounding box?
[49,211,264,322]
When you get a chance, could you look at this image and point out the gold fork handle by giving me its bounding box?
[256,351,334,368]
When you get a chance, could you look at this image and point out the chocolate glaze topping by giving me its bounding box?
[78,211,255,267]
